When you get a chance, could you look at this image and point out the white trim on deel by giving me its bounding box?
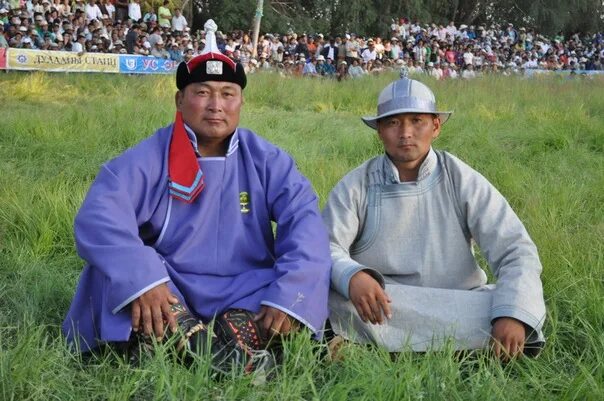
[112,277,171,314]
[260,300,317,333]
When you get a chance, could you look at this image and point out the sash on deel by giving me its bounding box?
[168,111,204,203]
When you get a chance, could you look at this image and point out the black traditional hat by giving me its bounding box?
[176,19,246,90]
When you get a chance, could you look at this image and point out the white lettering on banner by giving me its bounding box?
[125,58,137,70]
[143,58,158,70]
[32,53,117,67]
[163,60,178,71]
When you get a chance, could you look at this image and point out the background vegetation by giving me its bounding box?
[191,0,604,38]
[0,72,603,400]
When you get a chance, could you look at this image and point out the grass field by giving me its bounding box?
[0,71,603,400]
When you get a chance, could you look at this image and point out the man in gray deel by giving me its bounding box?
[323,74,546,359]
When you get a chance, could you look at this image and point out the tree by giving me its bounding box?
[189,0,603,37]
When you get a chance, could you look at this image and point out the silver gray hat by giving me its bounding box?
[362,77,452,129]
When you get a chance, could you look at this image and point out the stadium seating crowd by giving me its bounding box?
[1,2,603,78]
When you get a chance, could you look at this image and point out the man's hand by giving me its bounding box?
[254,306,296,337]
[491,317,526,361]
[349,270,392,325]
[131,283,179,340]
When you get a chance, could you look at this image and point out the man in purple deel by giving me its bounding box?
[63,20,331,371]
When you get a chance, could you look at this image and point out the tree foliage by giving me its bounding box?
[189,0,603,36]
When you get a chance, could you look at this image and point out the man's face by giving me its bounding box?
[176,81,243,145]
[377,113,441,167]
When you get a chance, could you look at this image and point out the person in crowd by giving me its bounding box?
[361,39,377,64]
[390,37,402,60]
[344,33,359,65]
[143,8,157,24]
[114,0,128,23]
[239,32,254,55]
[99,0,113,20]
[315,55,328,76]
[167,41,183,61]
[258,54,271,70]
[131,35,146,55]
[348,58,364,78]
[306,35,317,56]
[302,55,318,76]
[462,46,474,67]
[71,32,86,54]
[313,34,324,58]
[292,57,304,76]
[323,75,546,358]
[85,0,102,22]
[269,35,283,61]
[63,20,331,372]
[150,37,169,58]
[124,22,139,54]
[128,0,142,23]
[320,36,338,62]
[294,35,309,59]
[462,64,477,79]
[336,61,348,81]
[171,7,186,34]
[0,24,8,48]
[157,0,171,29]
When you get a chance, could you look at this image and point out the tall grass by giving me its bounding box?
[1,71,603,400]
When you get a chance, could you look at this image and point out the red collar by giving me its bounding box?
[168,111,204,203]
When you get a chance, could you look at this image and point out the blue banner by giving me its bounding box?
[119,55,179,74]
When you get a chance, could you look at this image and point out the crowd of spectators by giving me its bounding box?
[1,2,603,78]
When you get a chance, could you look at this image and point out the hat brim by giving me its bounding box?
[361,109,452,130]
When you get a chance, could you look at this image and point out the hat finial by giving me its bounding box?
[201,19,220,55]
[204,19,217,33]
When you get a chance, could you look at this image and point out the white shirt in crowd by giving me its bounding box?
[72,41,84,53]
[437,27,447,41]
[129,1,142,22]
[361,48,377,63]
[348,64,365,78]
[446,23,457,37]
[105,3,115,19]
[523,59,539,69]
[474,53,483,67]
[429,66,443,79]
[172,14,187,32]
[462,68,476,79]
[463,51,474,65]
[85,3,103,21]
[270,41,283,57]
[390,44,401,60]
[225,43,237,53]
[413,45,427,63]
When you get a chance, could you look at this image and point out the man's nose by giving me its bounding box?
[206,94,223,111]
[398,122,413,138]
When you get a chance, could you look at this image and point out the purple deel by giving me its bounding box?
[62,125,332,352]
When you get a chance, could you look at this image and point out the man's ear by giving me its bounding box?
[432,115,442,140]
[175,90,183,111]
